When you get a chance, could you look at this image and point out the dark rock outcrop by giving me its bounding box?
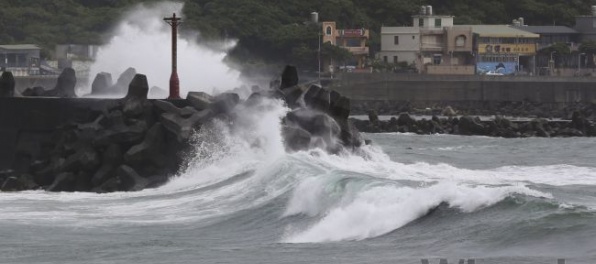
[0,71,15,97]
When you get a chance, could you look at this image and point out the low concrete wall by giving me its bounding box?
[331,73,596,104]
[426,65,475,75]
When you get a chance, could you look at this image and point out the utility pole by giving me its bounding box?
[311,12,321,84]
[164,13,182,99]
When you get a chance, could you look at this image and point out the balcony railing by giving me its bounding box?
[343,46,369,55]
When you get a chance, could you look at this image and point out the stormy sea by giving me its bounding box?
[1,130,596,264]
[2,2,596,264]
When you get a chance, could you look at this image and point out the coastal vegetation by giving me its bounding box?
[0,0,594,69]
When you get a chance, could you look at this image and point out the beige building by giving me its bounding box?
[321,21,370,71]
[379,6,475,74]
[378,27,420,65]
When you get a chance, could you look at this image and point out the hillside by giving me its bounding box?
[0,0,594,69]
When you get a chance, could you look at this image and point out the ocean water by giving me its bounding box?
[1,103,596,264]
[7,2,594,263]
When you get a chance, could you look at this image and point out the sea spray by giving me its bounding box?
[87,1,241,96]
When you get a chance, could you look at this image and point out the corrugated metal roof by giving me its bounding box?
[381,27,419,34]
[461,25,540,38]
[512,26,578,34]
[0,44,41,50]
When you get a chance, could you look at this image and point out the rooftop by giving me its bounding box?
[512,26,578,34]
[0,44,41,50]
[461,25,540,38]
[381,27,419,34]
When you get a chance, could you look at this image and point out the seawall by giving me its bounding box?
[331,73,596,104]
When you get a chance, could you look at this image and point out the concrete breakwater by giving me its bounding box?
[0,66,362,193]
[331,73,596,104]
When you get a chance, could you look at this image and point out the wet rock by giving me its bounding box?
[124,74,149,100]
[93,177,121,193]
[0,71,15,97]
[187,92,213,111]
[94,118,147,146]
[154,100,197,117]
[368,110,379,123]
[160,109,212,142]
[281,86,305,109]
[310,88,330,112]
[91,164,116,187]
[33,158,65,186]
[74,171,93,192]
[280,65,299,90]
[286,108,341,151]
[123,97,151,118]
[303,85,322,109]
[1,177,25,191]
[44,68,77,98]
[442,106,456,116]
[397,113,416,127]
[21,86,46,96]
[47,172,76,192]
[62,146,100,172]
[282,125,312,152]
[457,116,486,135]
[90,72,113,95]
[116,165,147,191]
[212,93,239,115]
[329,95,350,120]
[112,67,137,95]
[124,123,166,166]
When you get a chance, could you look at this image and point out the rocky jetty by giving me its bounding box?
[0,66,364,193]
[351,100,596,121]
[353,110,596,138]
[264,65,363,153]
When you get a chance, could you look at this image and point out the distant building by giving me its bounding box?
[513,25,579,51]
[54,44,99,79]
[379,6,475,75]
[467,25,539,75]
[574,6,596,42]
[55,44,99,61]
[0,44,41,76]
[321,21,370,72]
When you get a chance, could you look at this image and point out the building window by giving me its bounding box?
[326,26,332,35]
[393,56,398,64]
[434,18,441,28]
[455,35,466,47]
[383,56,388,63]
[394,36,399,45]
[433,54,441,65]
[412,35,415,40]
[346,38,361,47]
[419,18,424,27]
